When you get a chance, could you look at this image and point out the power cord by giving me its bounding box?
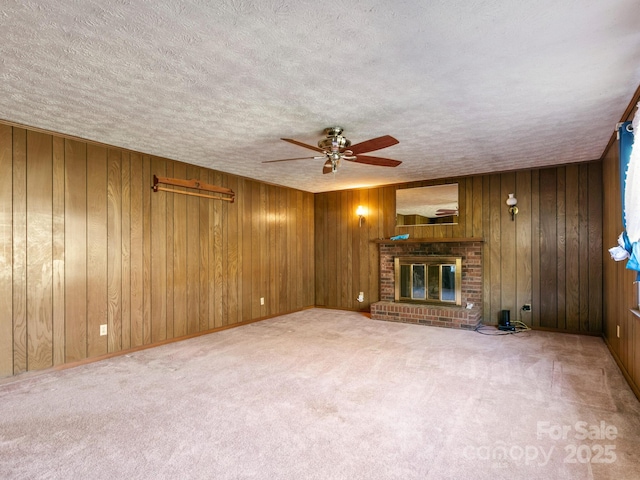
[474,319,531,336]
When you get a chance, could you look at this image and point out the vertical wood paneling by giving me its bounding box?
[383,186,396,237]
[452,179,465,238]
[488,175,501,324]
[26,131,53,371]
[315,164,602,334]
[601,97,640,400]
[305,190,314,307]
[556,168,567,329]
[630,308,638,381]
[358,190,368,308]
[305,192,315,305]
[214,172,226,327]
[186,165,200,333]
[326,192,338,306]
[250,181,261,318]
[208,172,222,328]
[267,185,277,316]
[142,155,152,344]
[481,176,492,322]
[198,167,210,330]
[0,125,14,376]
[2,119,316,380]
[3,116,611,382]
[241,180,253,320]
[227,175,239,324]
[289,189,297,312]
[368,189,380,303]
[588,162,603,332]
[86,144,108,357]
[129,153,144,347]
[345,190,354,308]
[578,165,590,332]
[64,139,87,362]
[472,176,483,237]
[314,192,327,306]
[259,179,268,313]
[344,192,357,307]
[515,171,532,326]
[539,168,558,328]
[172,162,187,337]
[236,178,245,321]
[165,161,174,339]
[52,137,65,366]
[121,152,131,350]
[107,149,122,352]
[602,142,620,346]
[150,157,167,342]
[500,173,516,319]
[337,192,347,308]
[464,178,473,237]
[277,187,288,314]
[565,165,580,331]
[12,128,27,373]
[530,170,541,328]
[221,175,230,323]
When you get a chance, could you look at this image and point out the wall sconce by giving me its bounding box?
[356,205,366,227]
[506,193,518,221]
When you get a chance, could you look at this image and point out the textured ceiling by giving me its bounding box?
[1,0,640,193]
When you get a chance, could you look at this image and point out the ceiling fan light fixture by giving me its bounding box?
[264,127,401,174]
[318,135,350,150]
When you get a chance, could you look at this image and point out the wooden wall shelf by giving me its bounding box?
[374,237,484,244]
[152,175,235,202]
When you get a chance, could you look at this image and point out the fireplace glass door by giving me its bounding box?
[395,256,462,305]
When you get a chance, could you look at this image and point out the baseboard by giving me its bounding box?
[0,307,313,386]
[602,334,640,402]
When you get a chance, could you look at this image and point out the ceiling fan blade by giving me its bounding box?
[349,155,402,167]
[348,135,399,155]
[322,159,334,174]
[262,155,324,163]
[436,209,458,216]
[281,138,325,153]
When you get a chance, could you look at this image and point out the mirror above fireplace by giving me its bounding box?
[396,183,458,226]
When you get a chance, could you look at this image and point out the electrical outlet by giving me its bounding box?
[522,304,531,311]
[617,325,620,338]
[260,297,264,306]
[100,324,107,336]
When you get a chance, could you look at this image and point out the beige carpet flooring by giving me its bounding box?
[1,309,639,479]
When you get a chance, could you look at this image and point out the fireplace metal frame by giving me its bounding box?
[394,256,462,306]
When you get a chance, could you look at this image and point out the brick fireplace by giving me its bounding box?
[371,239,483,329]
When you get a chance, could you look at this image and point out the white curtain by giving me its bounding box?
[610,103,640,277]
[625,106,640,243]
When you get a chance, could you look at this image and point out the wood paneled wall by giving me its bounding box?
[314,168,603,334]
[0,123,315,378]
[601,90,640,399]
[314,186,396,310]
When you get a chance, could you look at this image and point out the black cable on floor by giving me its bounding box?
[474,324,530,336]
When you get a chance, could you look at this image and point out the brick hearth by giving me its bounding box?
[371,239,483,330]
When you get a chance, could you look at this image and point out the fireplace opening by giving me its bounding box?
[394,256,462,306]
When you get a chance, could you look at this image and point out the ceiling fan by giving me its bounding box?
[262,127,402,174]
[435,208,459,217]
